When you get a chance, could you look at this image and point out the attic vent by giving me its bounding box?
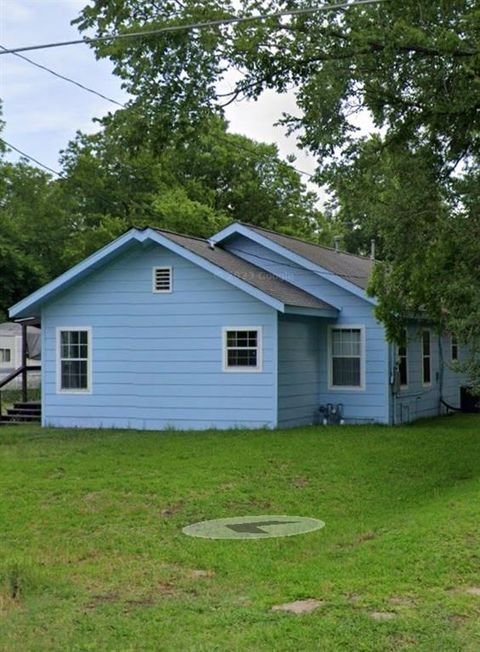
[152,266,172,293]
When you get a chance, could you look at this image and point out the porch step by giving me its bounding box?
[0,401,41,425]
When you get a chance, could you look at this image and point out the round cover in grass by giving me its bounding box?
[182,515,325,539]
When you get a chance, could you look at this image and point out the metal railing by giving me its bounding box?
[0,365,41,419]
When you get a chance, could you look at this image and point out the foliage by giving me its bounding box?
[0,160,72,320]
[75,0,480,385]
[1,416,480,649]
[0,108,327,315]
[58,112,327,264]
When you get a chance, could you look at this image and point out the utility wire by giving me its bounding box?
[0,45,125,107]
[1,137,369,282]
[2,48,316,180]
[0,0,386,55]
[0,138,65,177]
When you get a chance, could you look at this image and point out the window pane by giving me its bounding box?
[332,357,360,386]
[422,331,430,355]
[227,349,257,367]
[332,329,360,357]
[423,358,431,384]
[451,336,458,361]
[61,360,88,389]
[399,356,408,386]
[0,349,11,363]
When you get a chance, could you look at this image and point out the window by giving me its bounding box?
[451,335,459,362]
[398,329,408,387]
[223,328,262,372]
[153,267,172,293]
[57,328,91,392]
[0,349,11,363]
[422,329,431,385]
[329,327,364,389]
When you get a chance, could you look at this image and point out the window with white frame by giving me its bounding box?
[329,327,364,388]
[398,329,408,387]
[0,348,11,363]
[58,329,91,392]
[223,328,262,371]
[451,335,459,362]
[152,267,172,293]
[422,329,431,385]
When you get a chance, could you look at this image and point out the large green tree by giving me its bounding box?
[58,112,328,263]
[75,0,480,383]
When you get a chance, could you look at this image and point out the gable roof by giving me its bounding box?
[212,222,375,302]
[245,224,373,290]
[9,227,338,320]
[158,230,335,312]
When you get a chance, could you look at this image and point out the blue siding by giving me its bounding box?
[394,326,467,423]
[224,236,390,424]
[277,315,320,427]
[41,244,277,430]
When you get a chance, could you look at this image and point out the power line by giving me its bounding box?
[0,45,124,107]
[0,138,64,177]
[0,138,367,282]
[2,49,316,181]
[0,0,386,56]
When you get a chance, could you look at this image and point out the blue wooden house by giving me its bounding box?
[8,223,467,430]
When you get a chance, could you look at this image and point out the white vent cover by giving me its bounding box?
[153,266,172,293]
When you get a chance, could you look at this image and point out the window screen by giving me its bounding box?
[331,328,362,387]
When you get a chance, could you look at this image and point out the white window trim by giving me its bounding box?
[451,334,459,362]
[327,324,366,391]
[152,266,173,293]
[398,328,409,389]
[222,326,263,373]
[56,327,92,394]
[422,328,432,387]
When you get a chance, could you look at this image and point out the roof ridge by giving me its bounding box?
[154,227,209,243]
[238,221,373,262]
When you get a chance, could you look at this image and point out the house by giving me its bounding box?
[0,322,41,389]
[8,223,467,430]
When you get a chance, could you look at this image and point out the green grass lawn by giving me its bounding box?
[1,416,480,651]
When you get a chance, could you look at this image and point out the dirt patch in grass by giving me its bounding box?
[85,592,120,610]
[465,586,480,596]
[291,477,309,488]
[161,501,184,517]
[189,569,215,579]
[370,611,397,621]
[271,599,324,614]
[389,596,417,607]
[0,592,21,615]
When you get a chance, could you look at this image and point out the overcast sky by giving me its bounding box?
[1,0,324,183]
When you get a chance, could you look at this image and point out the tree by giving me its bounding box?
[75,0,480,384]
[58,111,328,262]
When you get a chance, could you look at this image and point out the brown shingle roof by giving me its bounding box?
[244,224,373,290]
[157,230,336,312]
